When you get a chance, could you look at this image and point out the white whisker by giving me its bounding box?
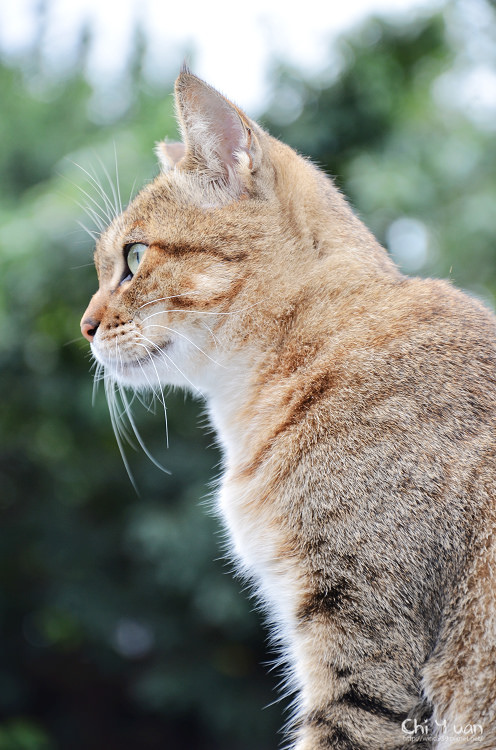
[133,368,160,414]
[110,340,136,445]
[136,344,170,448]
[116,337,126,384]
[76,202,106,233]
[201,321,222,351]
[74,184,113,226]
[77,221,100,241]
[137,290,202,312]
[104,373,139,493]
[70,160,117,224]
[88,160,119,221]
[128,177,138,205]
[134,340,170,449]
[139,300,264,324]
[137,333,205,399]
[117,384,170,474]
[58,169,110,233]
[144,322,226,368]
[92,362,103,406]
[113,142,123,215]
[96,155,121,220]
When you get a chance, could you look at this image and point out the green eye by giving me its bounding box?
[126,243,147,275]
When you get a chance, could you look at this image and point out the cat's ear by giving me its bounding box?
[173,70,261,196]
[155,140,186,172]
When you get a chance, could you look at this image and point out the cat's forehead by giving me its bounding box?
[98,169,264,251]
[120,177,219,245]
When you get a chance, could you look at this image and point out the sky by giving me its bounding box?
[0,0,444,112]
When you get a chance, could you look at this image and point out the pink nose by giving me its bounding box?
[81,318,99,343]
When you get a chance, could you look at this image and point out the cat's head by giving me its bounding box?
[80,70,333,396]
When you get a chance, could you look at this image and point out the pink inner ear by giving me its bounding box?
[165,141,186,164]
[214,105,247,169]
[158,141,186,168]
[180,78,249,175]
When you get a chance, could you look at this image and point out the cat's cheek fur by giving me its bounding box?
[192,268,237,299]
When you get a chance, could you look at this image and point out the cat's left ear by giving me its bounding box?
[173,70,262,197]
[155,140,186,171]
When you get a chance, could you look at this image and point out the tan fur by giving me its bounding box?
[81,72,496,749]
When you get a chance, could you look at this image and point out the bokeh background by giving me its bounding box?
[1,0,496,748]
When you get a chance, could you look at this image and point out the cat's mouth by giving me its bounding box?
[91,340,171,382]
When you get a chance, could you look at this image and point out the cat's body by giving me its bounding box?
[81,71,496,749]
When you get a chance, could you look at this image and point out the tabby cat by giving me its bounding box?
[81,70,496,749]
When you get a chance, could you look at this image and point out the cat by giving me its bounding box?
[81,69,496,749]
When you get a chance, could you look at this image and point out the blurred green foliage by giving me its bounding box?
[0,33,278,750]
[1,2,495,749]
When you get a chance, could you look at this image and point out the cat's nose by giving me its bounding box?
[81,290,108,342]
[81,318,100,343]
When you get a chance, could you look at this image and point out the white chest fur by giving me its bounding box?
[207,383,304,676]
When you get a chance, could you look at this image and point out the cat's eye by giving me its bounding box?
[126,243,148,276]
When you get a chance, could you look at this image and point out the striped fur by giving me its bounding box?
[81,72,496,749]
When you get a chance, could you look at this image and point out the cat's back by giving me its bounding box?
[349,273,496,404]
[342,273,496,444]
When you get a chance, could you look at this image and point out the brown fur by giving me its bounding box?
[81,72,496,749]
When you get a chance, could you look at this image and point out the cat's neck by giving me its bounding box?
[203,249,400,470]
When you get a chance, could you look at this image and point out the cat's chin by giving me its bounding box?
[99,361,155,389]
[103,364,153,389]
[91,345,169,389]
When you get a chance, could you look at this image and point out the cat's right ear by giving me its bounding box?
[172,70,262,198]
